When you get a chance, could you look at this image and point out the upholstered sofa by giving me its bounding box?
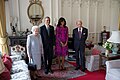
[106,59,120,80]
[0,54,11,80]
[0,53,31,80]
[10,45,31,80]
[0,55,11,80]
[11,60,31,80]
[86,55,100,71]
[0,45,31,80]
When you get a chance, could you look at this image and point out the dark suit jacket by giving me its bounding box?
[73,27,88,51]
[40,25,55,51]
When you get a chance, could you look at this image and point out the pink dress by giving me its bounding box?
[55,26,68,56]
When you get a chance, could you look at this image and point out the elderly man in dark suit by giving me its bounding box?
[73,20,88,72]
[40,16,55,74]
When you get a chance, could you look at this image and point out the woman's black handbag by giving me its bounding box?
[28,58,37,71]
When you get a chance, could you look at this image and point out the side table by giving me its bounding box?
[9,36,27,47]
[99,53,120,69]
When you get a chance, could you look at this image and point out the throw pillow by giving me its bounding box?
[92,48,101,55]
[0,67,10,80]
[2,54,12,71]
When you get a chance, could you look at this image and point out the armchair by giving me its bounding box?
[106,59,120,80]
[86,55,99,71]
[85,45,106,71]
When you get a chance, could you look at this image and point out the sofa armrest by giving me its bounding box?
[106,59,120,73]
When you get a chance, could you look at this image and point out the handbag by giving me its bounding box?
[28,58,37,71]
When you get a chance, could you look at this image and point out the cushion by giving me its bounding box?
[11,61,28,74]
[92,48,101,55]
[10,55,22,62]
[108,60,120,68]
[11,72,31,80]
[11,52,21,56]
[2,54,12,63]
[108,69,120,79]
[2,54,12,71]
[0,67,10,80]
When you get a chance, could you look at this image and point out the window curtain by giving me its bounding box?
[119,13,120,30]
[0,57,5,74]
[0,0,9,55]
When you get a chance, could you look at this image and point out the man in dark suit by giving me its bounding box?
[40,16,55,74]
[73,20,88,72]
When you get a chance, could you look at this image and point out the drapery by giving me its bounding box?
[119,13,120,30]
[0,0,9,55]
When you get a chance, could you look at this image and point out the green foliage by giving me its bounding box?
[103,41,113,50]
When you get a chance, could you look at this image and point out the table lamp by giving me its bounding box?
[107,31,120,54]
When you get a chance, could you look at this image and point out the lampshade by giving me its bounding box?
[107,31,120,43]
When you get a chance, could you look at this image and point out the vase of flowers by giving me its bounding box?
[103,41,112,56]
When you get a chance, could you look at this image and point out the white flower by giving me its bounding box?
[103,42,112,50]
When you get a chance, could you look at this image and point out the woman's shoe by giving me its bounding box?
[34,78,38,80]
[35,73,41,78]
[33,75,37,80]
[36,70,42,77]
[61,65,66,70]
[59,64,62,70]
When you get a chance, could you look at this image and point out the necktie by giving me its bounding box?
[47,27,50,35]
[78,29,81,38]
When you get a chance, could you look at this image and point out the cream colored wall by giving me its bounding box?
[5,0,120,43]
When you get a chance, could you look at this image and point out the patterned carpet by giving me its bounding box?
[37,61,86,80]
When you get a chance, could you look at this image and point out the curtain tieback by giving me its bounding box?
[0,37,8,45]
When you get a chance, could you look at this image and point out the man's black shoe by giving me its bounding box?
[44,69,48,74]
[81,69,85,72]
[75,67,80,70]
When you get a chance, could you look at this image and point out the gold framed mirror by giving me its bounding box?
[27,0,44,25]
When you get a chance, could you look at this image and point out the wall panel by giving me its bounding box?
[5,0,120,43]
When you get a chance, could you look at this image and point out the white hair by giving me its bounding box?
[31,26,39,33]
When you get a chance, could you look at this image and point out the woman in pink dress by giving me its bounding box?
[55,17,68,70]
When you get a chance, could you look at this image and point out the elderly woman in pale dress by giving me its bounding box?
[26,26,43,79]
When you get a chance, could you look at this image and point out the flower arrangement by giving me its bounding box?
[103,41,113,50]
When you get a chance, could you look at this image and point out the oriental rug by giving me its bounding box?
[37,61,86,80]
